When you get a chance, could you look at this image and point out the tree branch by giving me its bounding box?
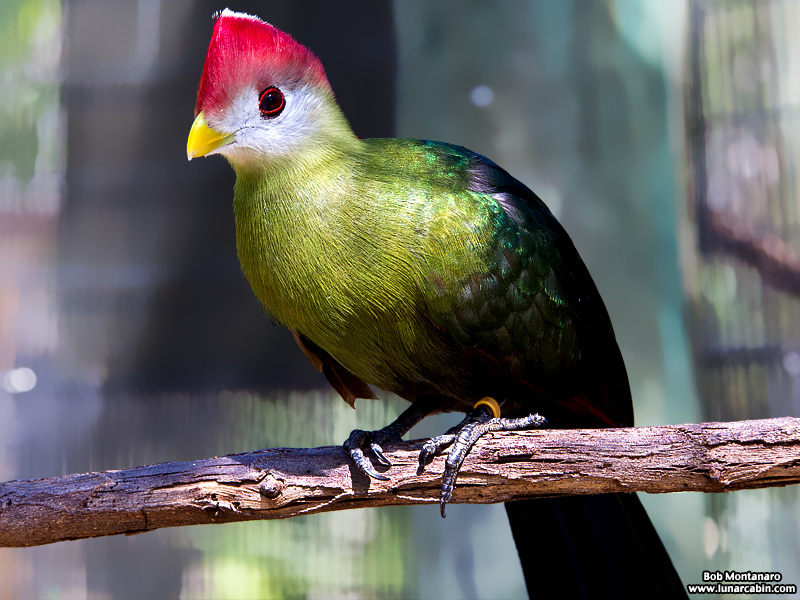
[2,417,799,548]
[706,208,800,295]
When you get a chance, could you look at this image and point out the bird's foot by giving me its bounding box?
[344,427,401,481]
[418,398,548,517]
[343,399,439,481]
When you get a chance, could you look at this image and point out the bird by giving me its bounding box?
[187,9,687,598]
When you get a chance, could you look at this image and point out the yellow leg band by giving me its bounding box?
[473,397,501,418]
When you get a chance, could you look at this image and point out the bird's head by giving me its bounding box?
[187,9,352,168]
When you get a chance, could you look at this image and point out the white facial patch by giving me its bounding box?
[207,83,335,166]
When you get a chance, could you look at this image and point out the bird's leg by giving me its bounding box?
[418,399,548,517]
[344,399,440,481]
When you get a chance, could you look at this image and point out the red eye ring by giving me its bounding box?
[259,87,285,117]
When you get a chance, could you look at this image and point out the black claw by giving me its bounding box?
[366,469,391,482]
[417,451,431,469]
[343,428,400,481]
[440,466,457,518]
[371,443,392,467]
[344,438,391,481]
[417,433,457,471]
[355,453,391,480]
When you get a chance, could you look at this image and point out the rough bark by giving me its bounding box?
[2,417,799,548]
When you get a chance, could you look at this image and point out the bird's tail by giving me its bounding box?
[504,493,687,599]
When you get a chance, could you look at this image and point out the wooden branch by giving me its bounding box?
[707,209,800,295]
[2,417,800,548]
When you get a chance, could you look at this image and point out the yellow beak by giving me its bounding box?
[186,112,235,160]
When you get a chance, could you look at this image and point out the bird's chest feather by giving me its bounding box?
[231,179,443,387]
[234,188,361,333]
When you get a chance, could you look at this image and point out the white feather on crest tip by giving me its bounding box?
[214,8,263,23]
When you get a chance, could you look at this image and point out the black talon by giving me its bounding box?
[344,429,391,480]
[370,443,392,467]
[417,433,456,471]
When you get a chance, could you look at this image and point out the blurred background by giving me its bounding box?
[1,0,798,598]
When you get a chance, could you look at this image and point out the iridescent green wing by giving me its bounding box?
[422,145,632,427]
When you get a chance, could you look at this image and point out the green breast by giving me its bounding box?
[230,146,496,395]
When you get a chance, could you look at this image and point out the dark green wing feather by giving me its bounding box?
[423,145,632,428]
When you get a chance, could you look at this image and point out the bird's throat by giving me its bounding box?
[230,155,364,340]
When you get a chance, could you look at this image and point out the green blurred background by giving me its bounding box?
[1,0,799,598]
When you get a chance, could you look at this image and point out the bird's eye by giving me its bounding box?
[259,87,285,117]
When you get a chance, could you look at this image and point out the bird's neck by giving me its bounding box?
[231,128,363,213]
[230,130,366,332]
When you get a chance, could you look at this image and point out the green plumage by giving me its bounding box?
[232,137,630,427]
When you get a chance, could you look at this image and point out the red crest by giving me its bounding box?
[195,10,328,116]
